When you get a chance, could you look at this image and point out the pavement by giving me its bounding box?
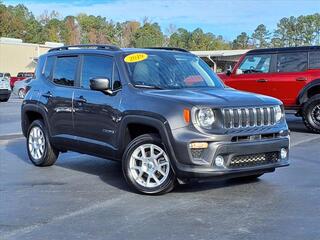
[0,95,320,240]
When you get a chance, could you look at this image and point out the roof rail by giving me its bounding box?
[145,47,189,53]
[48,44,121,52]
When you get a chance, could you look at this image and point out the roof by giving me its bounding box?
[247,46,320,55]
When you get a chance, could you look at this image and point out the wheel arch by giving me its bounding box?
[21,104,51,137]
[297,79,320,105]
[116,114,179,171]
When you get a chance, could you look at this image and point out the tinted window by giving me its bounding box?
[277,52,307,72]
[53,56,78,86]
[238,54,271,74]
[0,73,3,77]
[81,55,113,89]
[309,51,320,69]
[44,56,54,79]
[4,73,10,77]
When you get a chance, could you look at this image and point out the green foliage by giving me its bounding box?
[0,2,320,50]
[132,22,164,47]
[169,28,230,50]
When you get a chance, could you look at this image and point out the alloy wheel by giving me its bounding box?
[129,143,170,188]
[28,126,45,160]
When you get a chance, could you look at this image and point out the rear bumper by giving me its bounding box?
[0,89,11,98]
[169,126,290,180]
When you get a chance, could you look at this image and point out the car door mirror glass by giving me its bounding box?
[90,78,110,91]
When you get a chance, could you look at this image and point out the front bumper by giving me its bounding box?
[169,126,289,180]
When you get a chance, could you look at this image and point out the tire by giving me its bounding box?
[18,88,26,99]
[27,120,59,166]
[122,134,175,195]
[302,94,320,133]
[0,94,10,102]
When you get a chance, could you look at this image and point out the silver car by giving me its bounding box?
[13,77,33,99]
[0,72,11,102]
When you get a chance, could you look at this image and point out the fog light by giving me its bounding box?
[215,155,225,167]
[280,148,287,159]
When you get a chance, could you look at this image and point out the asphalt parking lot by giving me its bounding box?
[1,95,320,240]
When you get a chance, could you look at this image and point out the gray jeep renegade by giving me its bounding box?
[21,45,290,194]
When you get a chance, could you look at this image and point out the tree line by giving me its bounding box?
[0,2,319,50]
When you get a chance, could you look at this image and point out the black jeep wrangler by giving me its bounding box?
[21,45,290,194]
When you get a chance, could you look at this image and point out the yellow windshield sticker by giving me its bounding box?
[124,53,148,63]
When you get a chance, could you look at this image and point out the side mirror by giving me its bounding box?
[90,78,110,91]
[226,70,232,76]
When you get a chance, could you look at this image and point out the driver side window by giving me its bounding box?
[238,54,271,74]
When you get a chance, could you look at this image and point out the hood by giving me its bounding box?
[143,87,281,108]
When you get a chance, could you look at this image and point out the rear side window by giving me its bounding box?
[309,51,320,69]
[277,52,307,72]
[53,56,78,86]
[43,56,54,79]
[238,54,272,74]
[81,55,113,89]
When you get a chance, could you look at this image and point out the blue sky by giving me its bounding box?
[4,0,320,40]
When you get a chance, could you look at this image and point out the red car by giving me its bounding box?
[10,72,34,89]
[219,46,320,133]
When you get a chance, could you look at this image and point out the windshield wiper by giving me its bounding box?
[134,84,164,90]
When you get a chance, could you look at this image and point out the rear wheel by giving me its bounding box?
[27,120,59,166]
[302,94,320,133]
[122,134,175,195]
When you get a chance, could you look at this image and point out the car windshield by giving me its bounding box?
[0,73,3,77]
[124,52,224,89]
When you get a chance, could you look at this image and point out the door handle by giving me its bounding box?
[256,79,268,83]
[296,77,307,81]
[42,91,53,98]
[75,96,87,103]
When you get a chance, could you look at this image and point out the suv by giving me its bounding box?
[0,72,11,102]
[21,45,290,194]
[219,46,320,133]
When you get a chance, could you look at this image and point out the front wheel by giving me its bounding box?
[122,134,175,195]
[302,94,320,133]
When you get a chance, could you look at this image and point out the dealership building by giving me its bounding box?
[0,37,63,76]
[0,37,248,76]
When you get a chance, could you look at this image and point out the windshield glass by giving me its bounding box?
[124,52,224,89]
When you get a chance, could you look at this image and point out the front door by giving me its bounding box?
[73,54,122,159]
[225,53,274,96]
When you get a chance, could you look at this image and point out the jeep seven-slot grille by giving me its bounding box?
[229,152,279,168]
[222,106,276,129]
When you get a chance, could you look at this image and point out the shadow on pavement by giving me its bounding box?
[286,115,315,134]
[5,138,260,194]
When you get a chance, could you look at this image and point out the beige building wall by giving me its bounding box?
[0,39,63,76]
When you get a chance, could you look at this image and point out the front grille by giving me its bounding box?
[229,152,279,168]
[222,106,276,129]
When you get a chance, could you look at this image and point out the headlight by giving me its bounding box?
[275,105,283,122]
[196,108,215,129]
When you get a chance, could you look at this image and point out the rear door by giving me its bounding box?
[73,54,122,158]
[225,53,274,95]
[43,55,79,147]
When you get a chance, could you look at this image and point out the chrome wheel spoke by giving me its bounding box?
[129,143,170,188]
[28,126,46,160]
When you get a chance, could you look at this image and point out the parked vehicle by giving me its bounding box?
[219,46,320,133]
[0,72,11,102]
[21,45,290,195]
[13,77,33,99]
[10,72,34,89]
